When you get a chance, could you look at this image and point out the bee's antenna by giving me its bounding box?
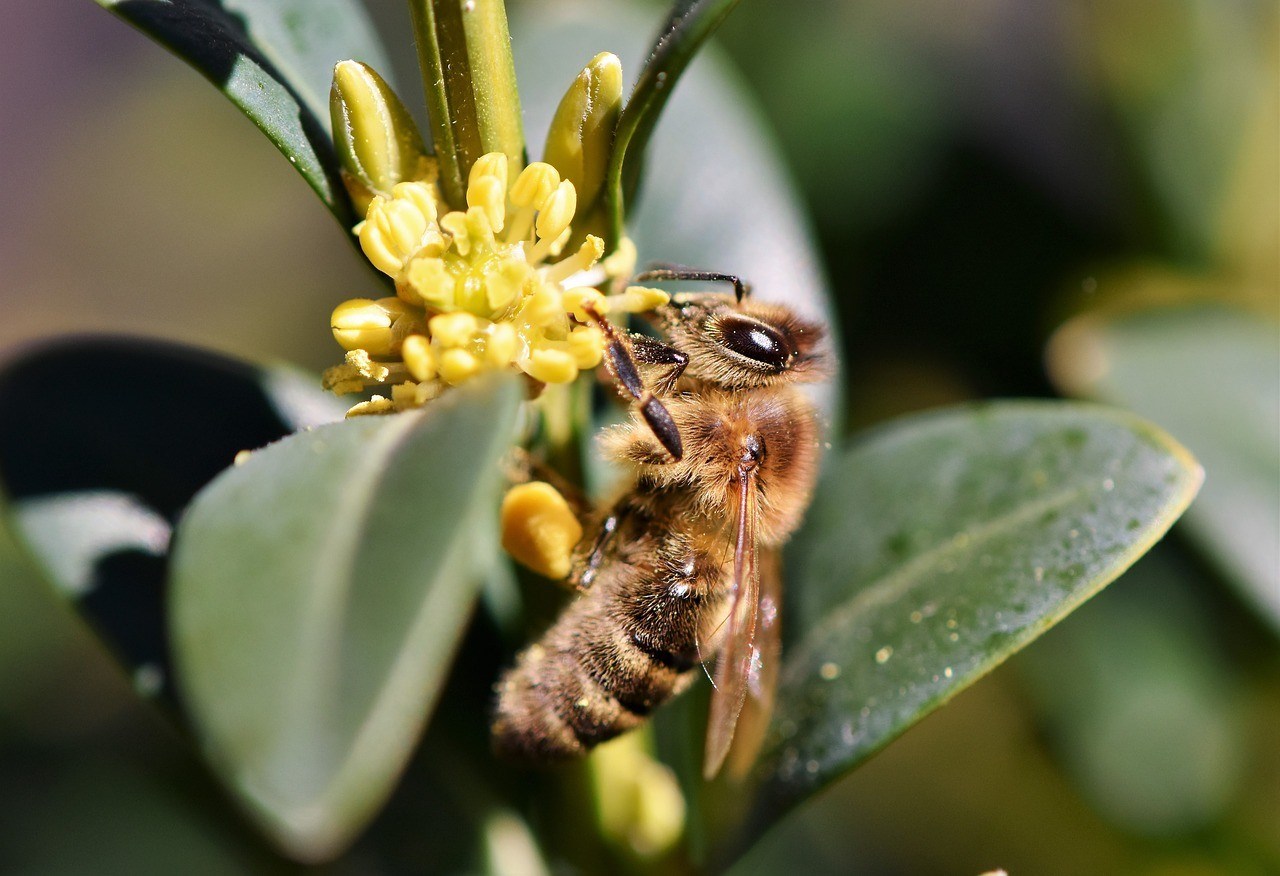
[634,265,751,303]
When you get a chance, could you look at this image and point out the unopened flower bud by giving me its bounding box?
[543,52,623,211]
[330,61,430,214]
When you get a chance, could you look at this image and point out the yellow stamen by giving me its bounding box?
[401,334,436,381]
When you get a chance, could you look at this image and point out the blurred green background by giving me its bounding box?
[1,0,1276,873]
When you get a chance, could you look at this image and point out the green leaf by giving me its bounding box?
[94,0,393,228]
[169,376,520,862]
[602,0,742,247]
[745,401,1201,834]
[0,336,345,703]
[511,0,842,420]
[1048,304,1280,631]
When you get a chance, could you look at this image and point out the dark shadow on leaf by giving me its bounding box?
[0,336,305,700]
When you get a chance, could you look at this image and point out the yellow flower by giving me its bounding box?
[325,151,668,416]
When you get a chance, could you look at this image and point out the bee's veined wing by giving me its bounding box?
[722,547,781,780]
[704,468,761,779]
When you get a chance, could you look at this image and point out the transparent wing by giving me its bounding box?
[722,547,781,780]
[703,467,761,779]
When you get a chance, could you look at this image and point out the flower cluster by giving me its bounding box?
[324,152,667,416]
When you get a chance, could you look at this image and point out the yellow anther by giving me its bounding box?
[536,180,577,243]
[401,334,436,381]
[567,325,606,369]
[562,286,607,322]
[484,322,520,366]
[393,181,438,226]
[415,381,442,405]
[403,257,456,310]
[439,348,482,384]
[429,312,481,348]
[390,381,419,408]
[510,162,561,209]
[469,152,509,194]
[500,482,583,580]
[522,348,579,384]
[519,287,564,329]
[345,395,395,417]
[331,297,392,352]
[467,174,507,233]
[614,285,671,313]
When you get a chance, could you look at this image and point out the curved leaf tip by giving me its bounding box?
[742,401,1200,840]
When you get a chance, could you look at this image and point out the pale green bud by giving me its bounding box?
[542,52,623,212]
[330,60,430,214]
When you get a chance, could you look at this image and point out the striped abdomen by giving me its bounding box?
[491,522,726,763]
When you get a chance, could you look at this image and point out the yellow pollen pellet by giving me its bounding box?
[439,348,481,384]
[500,482,583,580]
[401,334,436,381]
[522,348,578,384]
[429,312,480,348]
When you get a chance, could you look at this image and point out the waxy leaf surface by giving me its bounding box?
[747,402,1201,831]
[169,376,520,862]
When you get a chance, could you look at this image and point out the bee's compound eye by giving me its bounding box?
[716,314,792,370]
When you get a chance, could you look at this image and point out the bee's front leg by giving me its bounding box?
[583,302,684,461]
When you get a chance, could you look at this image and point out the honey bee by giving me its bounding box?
[491,268,828,778]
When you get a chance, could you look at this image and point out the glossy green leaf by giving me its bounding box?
[169,376,520,862]
[93,0,392,228]
[0,336,345,702]
[745,402,1201,833]
[1048,304,1280,631]
[511,0,842,420]
[602,0,742,246]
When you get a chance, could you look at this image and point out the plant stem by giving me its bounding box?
[407,0,525,210]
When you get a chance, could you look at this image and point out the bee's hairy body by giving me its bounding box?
[492,285,827,766]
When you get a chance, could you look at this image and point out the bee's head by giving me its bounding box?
[658,294,830,389]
